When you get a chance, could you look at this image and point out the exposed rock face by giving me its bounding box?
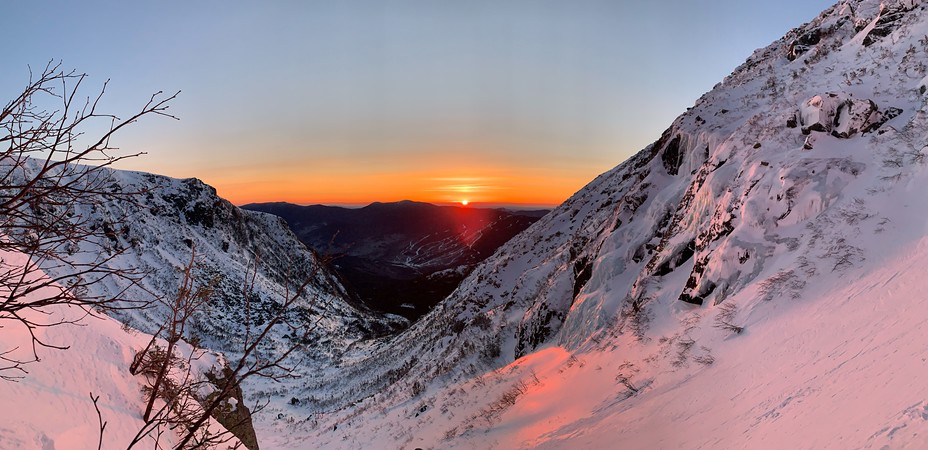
[205,367,260,450]
[862,3,917,46]
[832,97,878,137]
[659,133,685,176]
[799,94,835,134]
[788,28,823,60]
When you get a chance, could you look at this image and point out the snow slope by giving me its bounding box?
[3,166,404,447]
[528,234,928,449]
[265,0,928,448]
[0,303,155,449]
[0,251,239,449]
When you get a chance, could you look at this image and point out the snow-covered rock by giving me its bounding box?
[798,92,880,138]
[832,96,878,137]
[787,28,822,61]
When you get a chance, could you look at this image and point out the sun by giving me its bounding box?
[460,199,469,206]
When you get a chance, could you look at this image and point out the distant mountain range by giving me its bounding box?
[242,200,548,319]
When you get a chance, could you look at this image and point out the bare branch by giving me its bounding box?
[90,391,107,450]
[0,62,175,375]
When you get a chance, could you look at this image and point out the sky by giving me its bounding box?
[1,0,834,207]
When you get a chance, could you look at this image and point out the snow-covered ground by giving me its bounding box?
[0,303,154,449]
[0,251,238,449]
[530,235,928,450]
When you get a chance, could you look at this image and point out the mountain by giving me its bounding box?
[0,164,415,448]
[36,170,406,363]
[241,201,545,319]
[253,1,928,448]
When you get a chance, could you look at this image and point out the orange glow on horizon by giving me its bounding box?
[112,136,611,208]
[196,164,591,207]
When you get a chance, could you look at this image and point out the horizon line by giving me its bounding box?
[239,199,559,210]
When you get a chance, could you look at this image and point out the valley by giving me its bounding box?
[243,201,546,320]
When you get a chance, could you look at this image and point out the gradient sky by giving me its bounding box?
[2,0,834,206]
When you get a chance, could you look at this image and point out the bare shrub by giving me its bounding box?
[693,347,715,366]
[881,172,904,182]
[821,238,864,272]
[713,303,744,335]
[528,369,541,386]
[905,148,927,164]
[620,294,653,341]
[883,148,905,168]
[410,380,425,398]
[672,337,696,368]
[474,380,529,426]
[140,247,216,423]
[615,362,640,395]
[0,61,176,379]
[759,269,806,301]
[796,256,818,278]
[125,248,328,449]
[565,353,585,369]
[442,426,459,441]
[837,198,873,225]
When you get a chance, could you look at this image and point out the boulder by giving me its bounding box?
[832,98,878,138]
[799,93,842,134]
[798,93,880,138]
[863,106,904,134]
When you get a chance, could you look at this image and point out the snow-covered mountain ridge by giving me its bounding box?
[2,165,411,447]
[30,166,407,387]
[265,1,928,447]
